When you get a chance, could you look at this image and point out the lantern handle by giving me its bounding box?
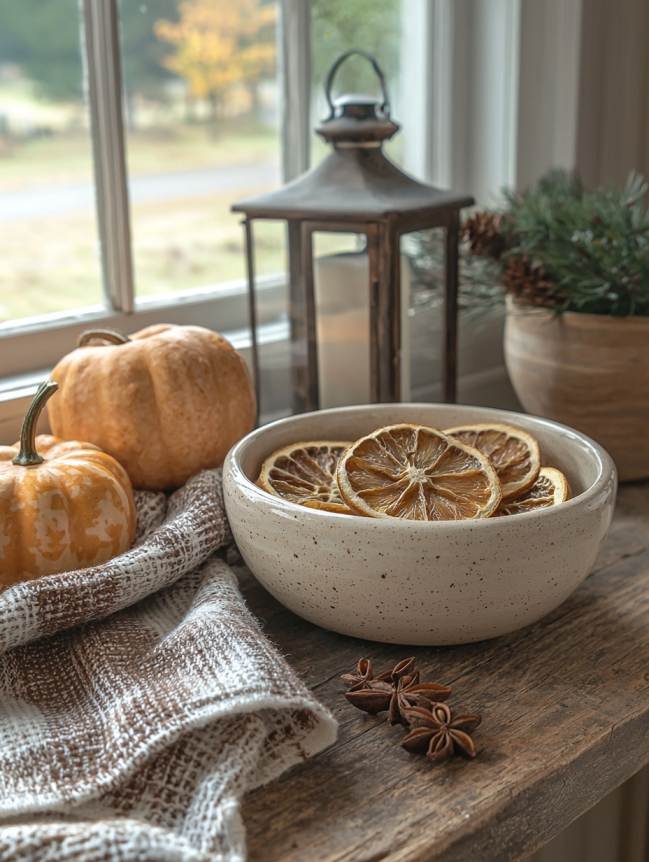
[324,50,391,120]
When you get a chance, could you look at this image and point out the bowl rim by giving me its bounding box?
[225,403,617,529]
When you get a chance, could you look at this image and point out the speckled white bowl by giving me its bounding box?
[223,404,616,645]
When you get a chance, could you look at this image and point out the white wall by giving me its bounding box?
[576,0,649,187]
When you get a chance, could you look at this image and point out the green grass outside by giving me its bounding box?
[0,119,286,321]
[0,114,278,190]
[0,194,290,320]
[1,78,371,324]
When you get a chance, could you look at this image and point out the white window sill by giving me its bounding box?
[0,318,286,439]
[0,307,518,441]
[0,275,285,380]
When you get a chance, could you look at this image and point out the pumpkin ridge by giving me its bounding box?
[95,346,115,460]
[141,345,171,488]
[29,477,71,568]
[56,464,131,565]
[68,454,137,544]
[3,472,22,582]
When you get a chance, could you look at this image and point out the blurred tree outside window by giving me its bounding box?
[0,0,405,324]
[118,0,283,301]
[155,0,276,121]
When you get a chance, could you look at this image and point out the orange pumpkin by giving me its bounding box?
[48,324,256,490]
[0,380,136,588]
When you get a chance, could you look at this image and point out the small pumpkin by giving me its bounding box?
[0,380,136,588]
[48,324,256,490]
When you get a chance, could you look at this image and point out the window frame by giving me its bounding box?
[0,0,308,379]
[83,0,134,314]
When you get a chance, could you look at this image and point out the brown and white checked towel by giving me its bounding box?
[0,469,337,861]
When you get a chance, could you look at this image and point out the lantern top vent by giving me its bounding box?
[231,50,474,223]
[315,51,399,146]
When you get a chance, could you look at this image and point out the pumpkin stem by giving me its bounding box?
[78,328,131,347]
[13,380,59,467]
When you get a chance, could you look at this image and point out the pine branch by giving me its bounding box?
[462,169,649,317]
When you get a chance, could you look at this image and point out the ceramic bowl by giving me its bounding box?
[223,404,617,645]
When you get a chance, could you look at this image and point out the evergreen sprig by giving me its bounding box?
[497,170,649,316]
[405,230,504,313]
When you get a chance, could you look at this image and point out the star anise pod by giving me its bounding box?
[387,670,452,726]
[401,703,481,763]
[340,658,391,692]
[344,657,451,726]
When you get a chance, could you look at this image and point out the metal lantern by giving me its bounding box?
[232,50,474,413]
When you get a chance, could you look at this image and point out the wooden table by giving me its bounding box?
[240,483,649,861]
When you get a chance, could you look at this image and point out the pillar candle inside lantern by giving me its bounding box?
[314,251,411,408]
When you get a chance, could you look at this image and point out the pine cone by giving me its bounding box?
[503,256,563,309]
[463,211,506,259]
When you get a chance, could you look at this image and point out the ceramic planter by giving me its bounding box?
[505,300,649,481]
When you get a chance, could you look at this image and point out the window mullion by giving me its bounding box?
[429,0,455,187]
[82,0,134,313]
[279,0,311,181]
[400,0,435,180]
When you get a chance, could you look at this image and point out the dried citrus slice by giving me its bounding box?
[258,441,352,513]
[336,424,501,521]
[444,422,540,500]
[498,467,570,516]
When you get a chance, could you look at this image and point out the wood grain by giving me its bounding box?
[239,483,649,861]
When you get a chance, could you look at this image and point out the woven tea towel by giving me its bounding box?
[0,469,337,861]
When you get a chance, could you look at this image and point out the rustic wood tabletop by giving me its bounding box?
[239,483,649,862]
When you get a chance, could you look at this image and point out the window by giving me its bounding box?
[0,0,587,432]
[0,0,297,385]
[118,0,285,299]
[0,0,103,322]
[0,0,415,395]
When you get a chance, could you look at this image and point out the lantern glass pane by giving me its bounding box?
[313,231,370,408]
[401,228,506,405]
[401,228,445,400]
[245,219,291,420]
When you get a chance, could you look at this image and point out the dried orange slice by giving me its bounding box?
[336,424,501,521]
[498,467,570,516]
[444,422,540,500]
[258,441,352,513]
